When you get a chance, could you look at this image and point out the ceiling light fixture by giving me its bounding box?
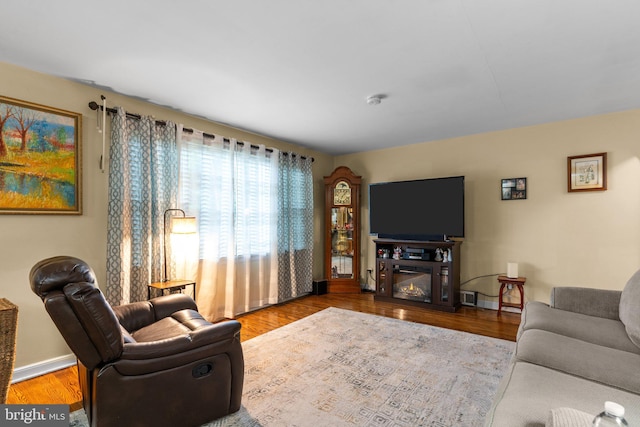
[366,95,383,106]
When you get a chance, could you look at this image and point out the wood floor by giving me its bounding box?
[6,293,520,412]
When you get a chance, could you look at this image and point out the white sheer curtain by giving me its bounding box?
[178,126,279,320]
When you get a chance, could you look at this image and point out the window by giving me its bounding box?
[179,135,278,259]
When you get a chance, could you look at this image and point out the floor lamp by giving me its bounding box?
[163,208,196,282]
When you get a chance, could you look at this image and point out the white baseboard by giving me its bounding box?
[11,354,76,384]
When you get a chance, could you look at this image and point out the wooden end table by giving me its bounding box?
[497,275,525,316]
[148,279,197,300]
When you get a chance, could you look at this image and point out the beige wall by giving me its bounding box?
[336,111,640,306]
[0,62,333,370]
[3,59,640,373]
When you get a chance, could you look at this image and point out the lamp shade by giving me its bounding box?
[507,262,519,278]
[170,216,197,234]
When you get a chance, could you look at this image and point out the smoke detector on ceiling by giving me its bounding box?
[366,95,384,105]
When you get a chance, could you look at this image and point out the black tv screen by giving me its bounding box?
[369,176,465,240]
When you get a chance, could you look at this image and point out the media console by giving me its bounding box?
[374,238,462,312]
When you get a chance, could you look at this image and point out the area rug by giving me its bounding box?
[70,307,514,426]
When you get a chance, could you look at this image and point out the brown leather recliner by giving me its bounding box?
[29,256,244,427]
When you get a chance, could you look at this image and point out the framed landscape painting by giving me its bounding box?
[0,96,82,214]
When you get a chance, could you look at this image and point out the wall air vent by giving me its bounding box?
[461,290,477,306]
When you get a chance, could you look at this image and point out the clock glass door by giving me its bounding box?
[330,207,354,279]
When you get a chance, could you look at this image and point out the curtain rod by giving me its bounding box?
[88,100,313,162]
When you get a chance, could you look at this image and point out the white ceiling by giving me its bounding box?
[2,1,640,155]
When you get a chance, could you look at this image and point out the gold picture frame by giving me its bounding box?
[567,152,607,193]
[0,96,82,214]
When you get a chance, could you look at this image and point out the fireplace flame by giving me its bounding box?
[399,282,425,297]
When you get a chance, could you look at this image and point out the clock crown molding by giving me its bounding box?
[323,166,362,185]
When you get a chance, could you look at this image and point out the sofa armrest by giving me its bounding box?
[550,287,621,320]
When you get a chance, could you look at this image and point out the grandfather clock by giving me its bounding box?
[324,166,361,293]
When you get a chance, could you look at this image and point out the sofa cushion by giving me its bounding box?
[515,329,640,394]
[519,301,640,354]
[485,362,640,427]
[619,269,640,349]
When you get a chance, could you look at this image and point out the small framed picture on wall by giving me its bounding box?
[501,177,527,200]
[567,152,607,192]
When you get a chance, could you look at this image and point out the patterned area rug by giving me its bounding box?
[70,307,514,427]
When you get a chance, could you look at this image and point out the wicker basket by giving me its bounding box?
[0,298,18,404]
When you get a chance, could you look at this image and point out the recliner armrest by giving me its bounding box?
[113,293,198,332]
[550,286,621,320]
[150,293,198,320]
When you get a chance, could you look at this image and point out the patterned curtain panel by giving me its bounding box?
[105,108,178,305]
[277,153,314,302]
[178,128,279,320]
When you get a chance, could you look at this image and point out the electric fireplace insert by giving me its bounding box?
[392,264,432,303]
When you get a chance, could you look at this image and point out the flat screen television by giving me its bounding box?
[369,176,464,240]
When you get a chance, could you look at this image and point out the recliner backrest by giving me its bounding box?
[30,256,96,298]
[30,256,124,369]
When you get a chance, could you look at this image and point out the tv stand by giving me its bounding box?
[374,238,462,312]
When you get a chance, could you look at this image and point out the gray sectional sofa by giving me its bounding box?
[485,269,640,426]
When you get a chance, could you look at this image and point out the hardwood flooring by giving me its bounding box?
[6,293,520,412]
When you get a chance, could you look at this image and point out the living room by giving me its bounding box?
[2,2,640,426]
[4,62,640,368]
[3,58,640,424]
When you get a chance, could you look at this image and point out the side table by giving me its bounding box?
[148,279,197,300]
[497,275,526,316]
